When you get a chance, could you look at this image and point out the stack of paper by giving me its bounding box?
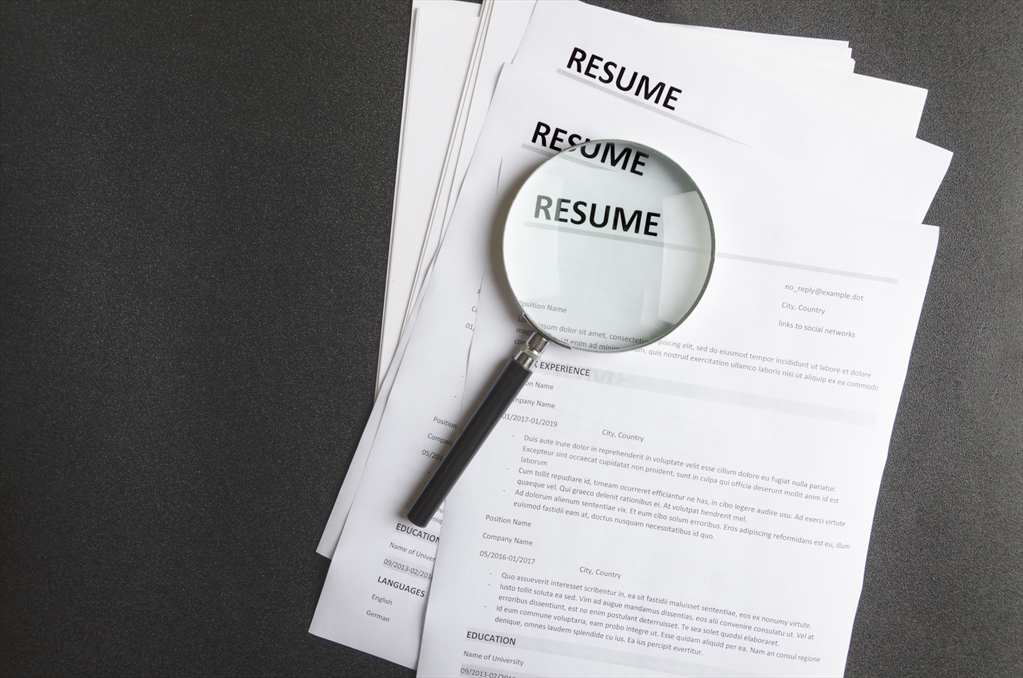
[311,2,951,676]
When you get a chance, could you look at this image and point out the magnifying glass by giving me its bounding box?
[407,140,714,528]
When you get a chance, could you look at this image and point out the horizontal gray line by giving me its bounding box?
[476,630,751,677]
[716,252,898,283]
[520,142,617,171]
[523,221,896,283]
[551,366,875,426]
[524,219,706,252]
[522,142,555,158]
[556,68,738,142]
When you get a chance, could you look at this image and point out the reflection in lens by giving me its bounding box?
[503,140,714,351]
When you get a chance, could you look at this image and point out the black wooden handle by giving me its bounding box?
[406,358,531,527]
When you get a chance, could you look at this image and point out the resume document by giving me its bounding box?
[417,170,937,678]
[309,61,944,670]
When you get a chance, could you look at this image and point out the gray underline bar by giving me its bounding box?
[521,142,617,172]
[715,252,898,283]
[522,221,898,283]
[552,366,876,427]
[556,68,740,143]
[522,143,555,158]
[467,629,750,677]
[524,219,706,252]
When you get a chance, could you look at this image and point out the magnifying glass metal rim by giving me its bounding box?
[505,138,716,352]
[407,139,715,527]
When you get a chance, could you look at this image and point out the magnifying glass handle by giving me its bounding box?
[407,332,549,528]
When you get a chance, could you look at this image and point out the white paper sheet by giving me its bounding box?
[309,63,949,667]
[398,0,496,349]
[376,0,925,413]
[334,0,876,558]
[376,0,920,400]
[377,2,481,393]
[417,206,939,678]
[318,2,482,559]
[327,0,939,557]
[317,1,493,559]
[511,1,947,221]
[392,1,917,357]
[669,23,850,59]
[653,31,926,136]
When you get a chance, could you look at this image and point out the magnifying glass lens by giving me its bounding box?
[505,141,713,351]
[407,141,713,527]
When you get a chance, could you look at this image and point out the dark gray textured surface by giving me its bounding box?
[1,1,1019,676]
